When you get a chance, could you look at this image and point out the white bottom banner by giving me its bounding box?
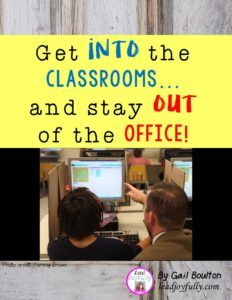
[0,261,231,299]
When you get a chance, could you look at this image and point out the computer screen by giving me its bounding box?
[171,157,192,200]
[68,157,124,202]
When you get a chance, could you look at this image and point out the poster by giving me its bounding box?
[0,1,232,299]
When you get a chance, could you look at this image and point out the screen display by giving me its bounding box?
[69,158,124,201]
[40,148,61,152]
[172,160,192,199]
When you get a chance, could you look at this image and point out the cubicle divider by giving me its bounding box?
[48,161,67,241]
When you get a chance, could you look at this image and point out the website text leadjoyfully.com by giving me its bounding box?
[158,271,221,293]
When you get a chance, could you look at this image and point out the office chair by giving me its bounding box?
[128,164,149,190]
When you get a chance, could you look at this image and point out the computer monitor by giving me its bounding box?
[170,157,192,200]
[68,157,125,202]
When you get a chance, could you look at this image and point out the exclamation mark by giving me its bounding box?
[185,126,188,142]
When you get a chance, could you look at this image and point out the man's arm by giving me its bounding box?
[124,182,147,205]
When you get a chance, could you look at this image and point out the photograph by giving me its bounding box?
[40,148,192,261]
[1,0,232,299]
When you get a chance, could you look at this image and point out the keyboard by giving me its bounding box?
[94,230,139,244]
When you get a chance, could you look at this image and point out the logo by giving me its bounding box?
[126,267,154,295]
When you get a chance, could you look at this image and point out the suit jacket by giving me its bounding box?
[134,230,192,260]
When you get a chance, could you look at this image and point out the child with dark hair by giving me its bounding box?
[48,187,150,260]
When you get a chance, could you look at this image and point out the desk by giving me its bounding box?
[117,212,147,241]
[117,200,148,240]
[117,199,143,212]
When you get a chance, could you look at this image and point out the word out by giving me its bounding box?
[153,94,197,113]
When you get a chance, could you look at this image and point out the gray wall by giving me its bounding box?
[1,0,231,34]
[0,261,231,300]
[0,0,51,34]
[173,0,232,34]
[0,0,144,34]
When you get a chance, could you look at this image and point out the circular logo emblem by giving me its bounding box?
[126,267,154,295]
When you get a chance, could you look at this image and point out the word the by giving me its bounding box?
[149,44,189,61]
[73,127,114,143]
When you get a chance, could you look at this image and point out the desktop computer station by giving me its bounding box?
[44,148,192,247]
[68,156,140,244]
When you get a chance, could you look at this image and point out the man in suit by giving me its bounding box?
[125,181,192,260]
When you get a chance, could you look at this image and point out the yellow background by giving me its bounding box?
[0,35,231,147]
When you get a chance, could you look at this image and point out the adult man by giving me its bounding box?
[125,182,192,260]
[48,187,151,260]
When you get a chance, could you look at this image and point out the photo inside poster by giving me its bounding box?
[40,148,192,260]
